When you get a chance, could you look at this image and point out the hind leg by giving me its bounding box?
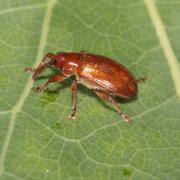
[95,91,131,122]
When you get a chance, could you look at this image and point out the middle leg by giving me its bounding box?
[68,80,78,120]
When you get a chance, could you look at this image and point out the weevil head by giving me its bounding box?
[56,51,65,60]
[55,51,68,68]
[54,52,80,76]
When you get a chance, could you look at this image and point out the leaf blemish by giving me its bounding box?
[122,168,132,176]
[51,122,63,130]
[39,92,57,107]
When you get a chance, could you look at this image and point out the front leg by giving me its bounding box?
[34,74,67,92]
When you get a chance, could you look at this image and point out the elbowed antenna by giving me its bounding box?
[25,53,57,80]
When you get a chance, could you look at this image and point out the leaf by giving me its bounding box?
[0,0,180,179]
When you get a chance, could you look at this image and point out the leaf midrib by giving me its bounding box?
[0,0,57,176]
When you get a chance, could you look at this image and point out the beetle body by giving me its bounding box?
[25,51,145,122]
[57,52,137,98]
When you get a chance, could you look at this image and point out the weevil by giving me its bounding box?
[25,51,145,122]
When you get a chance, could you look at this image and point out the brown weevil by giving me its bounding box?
[25,51,145,122]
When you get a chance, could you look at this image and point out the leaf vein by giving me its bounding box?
[0,0,57,176]
[0,4,46,16]
[144,0,180,98]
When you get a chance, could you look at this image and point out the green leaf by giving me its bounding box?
[0,0,180,179]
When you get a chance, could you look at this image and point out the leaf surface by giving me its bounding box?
[0,0,180,179]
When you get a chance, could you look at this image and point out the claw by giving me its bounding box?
[68,112,77,120]
[24,67,39,80]
[136,77,147,83]
[33,85,47,93]
[121,114,132,123]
